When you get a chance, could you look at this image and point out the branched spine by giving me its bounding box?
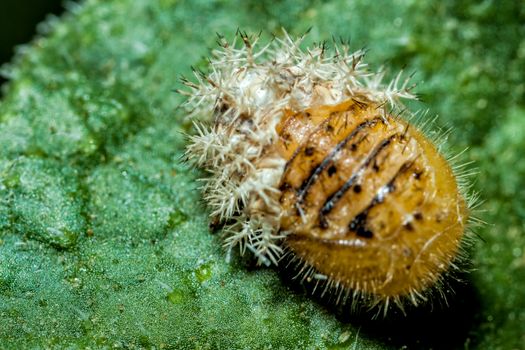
[182,30,417,265]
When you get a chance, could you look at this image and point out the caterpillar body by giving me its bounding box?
[181,31,472,314]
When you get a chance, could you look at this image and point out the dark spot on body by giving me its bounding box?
[414,212,423,221]
[414,170,423,180]
[350,143,357,151]
[349,213,374,238]
[326,124,334,132]
[356,227,374,238]
[349,218,359,231]
[305,147,315,156]
[403,222,414,231]
[319,216,329,229]
[327,165,337,177]
[279,182,292,191]
[353,184,362,193]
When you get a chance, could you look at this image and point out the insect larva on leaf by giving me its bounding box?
[180,30,476,316]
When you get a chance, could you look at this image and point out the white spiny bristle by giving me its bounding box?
[182,29,418,265]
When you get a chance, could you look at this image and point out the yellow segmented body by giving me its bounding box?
[275,98,467,299]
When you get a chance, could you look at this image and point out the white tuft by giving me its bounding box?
[182,30,417,264]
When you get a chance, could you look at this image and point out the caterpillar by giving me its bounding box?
[180,30,474,315]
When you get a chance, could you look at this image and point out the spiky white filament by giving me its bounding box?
[182,30,417,265]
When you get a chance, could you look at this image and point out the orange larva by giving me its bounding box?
[182,31,472,314]
[277,98,467,308]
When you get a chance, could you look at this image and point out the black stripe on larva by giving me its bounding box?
[295,117,382,203]
[283,103,358,172]
[347,160,416,238]
[320,132,400,217]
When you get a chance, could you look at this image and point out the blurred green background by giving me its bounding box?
[0,0,68,87]
[0,0,524,349]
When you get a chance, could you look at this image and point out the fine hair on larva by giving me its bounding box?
[180,29,479,315]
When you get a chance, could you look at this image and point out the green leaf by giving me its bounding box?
[0,0,524,348]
